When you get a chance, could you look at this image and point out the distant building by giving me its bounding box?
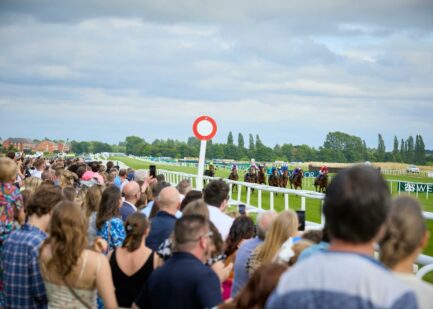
[2,138,35,152]
[36,140,70,153]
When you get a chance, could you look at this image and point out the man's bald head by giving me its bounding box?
[256,210,278,240]
[159,187,180,214]
[123,181,140,202]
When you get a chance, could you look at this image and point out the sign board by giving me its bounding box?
[398,182,433,193]
[192,116,217,141]
[193,116,217,190]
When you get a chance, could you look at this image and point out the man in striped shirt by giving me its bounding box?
[267,165,417,309]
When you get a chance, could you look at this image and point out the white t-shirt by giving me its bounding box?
[394,272,433,309]
[207,205,234,241]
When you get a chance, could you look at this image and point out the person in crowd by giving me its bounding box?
[246,210,298,275]
[118,169,129,191]
[176,179,192,201]
[61,170,78,188]
[96,186,126,252]
[2,185,62,308]
[286,239,313,266]
[62,186,76,201]
[133,215,222,309]
[39,201,117,308]
[380,196,433,309]
[82,161,104,185]
[220,263,288,309]
[109,212,158,308]
[23,176,43,194]
[267,165,417,308]
[120,181,140,221]
[141,181,170,218]
[231,210,277,298]
[31,158,46,179]
[301,229,323,244]
[134,169,152,209]
[0,157,24,306]
[146,187,180,251]
[223,216,255,299]
[204,179,234,240]
[84,185,103,246]
[180,190,203,211]
[297,227,330,262]
[106,161,114,174]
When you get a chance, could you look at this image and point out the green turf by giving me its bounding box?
[110,156,433,266]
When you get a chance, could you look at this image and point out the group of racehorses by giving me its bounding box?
[226,167,328,193]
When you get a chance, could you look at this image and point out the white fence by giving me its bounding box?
[159,168,433,275]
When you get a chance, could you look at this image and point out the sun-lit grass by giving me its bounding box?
[110,156,433,265]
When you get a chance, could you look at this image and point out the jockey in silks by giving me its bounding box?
[280,163,289,175]
[318,165,329,179]
[250,158,259,171]
[291,166,301,180]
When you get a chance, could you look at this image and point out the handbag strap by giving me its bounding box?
[63,279,92,309]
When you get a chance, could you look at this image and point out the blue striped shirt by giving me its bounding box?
[2,224,48,309]
[267,251,417,309]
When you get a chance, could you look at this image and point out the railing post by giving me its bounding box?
[321,200,325,225]
[237,185,242,202]
[301,196,306,211]
[258,189,262,210]
[247,187,251,206]
[229,183,233,202]
[284,194,289,210]
[270,192,274,211]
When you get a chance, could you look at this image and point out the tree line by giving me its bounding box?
[68,131,429,165]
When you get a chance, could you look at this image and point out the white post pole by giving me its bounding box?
[196,140,207,191]
[270,192,274,211]
[258,189,262,210]
[284,194,289,210]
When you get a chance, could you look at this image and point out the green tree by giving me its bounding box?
[227,132,234,145]
[125,136,145,155]
[415,134,426,165]
[377,134,386,162]
[406,136,415,163]
[400,139,406,162]
[392,136,401,162]
[238,133,245,149]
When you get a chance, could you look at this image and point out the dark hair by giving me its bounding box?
[180,190,203,211]
[106,161,114,173]
[203,179,229,207]
[119,169,127,177]
[96,186,121,230]
[26,185,63,217]
[323,165,390,244]
[90,161,100,173]
[220,263,287,309]
[123,212,150,252]
[225,216,255,256]
[6,151,15,160]
[174,215,208,251]
[156,174,165,182]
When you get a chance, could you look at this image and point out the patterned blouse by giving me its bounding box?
[96,217,125,253]
[0,182,23,244]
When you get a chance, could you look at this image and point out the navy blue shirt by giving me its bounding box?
[134,252,222,309]
[146,211,177,251]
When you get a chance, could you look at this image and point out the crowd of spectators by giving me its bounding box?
[0,152,432,308]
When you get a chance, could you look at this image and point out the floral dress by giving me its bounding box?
[96,217,126,253]
[0,182,23,307]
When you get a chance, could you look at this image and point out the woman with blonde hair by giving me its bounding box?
[246,210,298,275]
[380,196,433,309]
[23,176,43,194]
[39,201,117,308]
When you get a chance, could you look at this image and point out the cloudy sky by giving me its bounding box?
[1,0,432,149]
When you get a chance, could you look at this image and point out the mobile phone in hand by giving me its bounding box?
[149,165,157,178]
[296,210,306,231]
[238,204,246,215]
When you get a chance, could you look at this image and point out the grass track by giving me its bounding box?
[110,156,433,267]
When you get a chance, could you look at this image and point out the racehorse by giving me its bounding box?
[280,169,289,188]
[258,166,267,185]
[203,166,215,186]
[228,170,239,192]
[289,169,303,190]
[244,168,258,193]
[314,174,328,193]
[268,170,280,187]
